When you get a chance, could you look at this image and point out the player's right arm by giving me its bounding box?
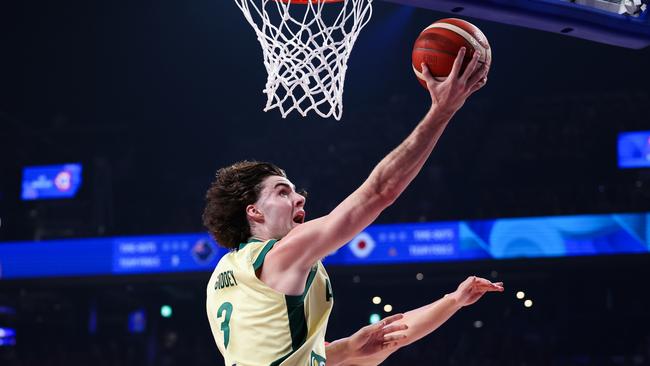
[263,48,489,293]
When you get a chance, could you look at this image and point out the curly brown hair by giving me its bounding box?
[202,161,286,250]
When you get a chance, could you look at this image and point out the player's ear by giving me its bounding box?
[246,204,264,223]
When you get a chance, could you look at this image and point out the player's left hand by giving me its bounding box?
[449,275,504,307]
[346,313,408,359]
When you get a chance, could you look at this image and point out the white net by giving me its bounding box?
[234,0,373,120]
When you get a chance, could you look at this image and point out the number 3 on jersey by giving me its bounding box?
[217,302,233,349]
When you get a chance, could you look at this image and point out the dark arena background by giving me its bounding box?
[1,0,650,365]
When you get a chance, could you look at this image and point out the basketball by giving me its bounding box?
[412,18,491,88]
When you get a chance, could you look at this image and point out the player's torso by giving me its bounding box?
[206,239,334,366]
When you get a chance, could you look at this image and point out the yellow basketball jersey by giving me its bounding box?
[206,239,334,366]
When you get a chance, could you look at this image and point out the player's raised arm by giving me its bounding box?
[263,48,489,282]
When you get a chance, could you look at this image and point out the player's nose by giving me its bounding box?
[295,194,305,207]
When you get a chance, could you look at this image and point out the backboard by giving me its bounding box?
[382,0,650,49]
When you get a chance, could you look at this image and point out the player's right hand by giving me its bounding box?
[421,47,489,115]
[347,313,409,358]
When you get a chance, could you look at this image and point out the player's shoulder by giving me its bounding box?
[207,239,284,300]
[206,240,273,295]
[218,238,278,270]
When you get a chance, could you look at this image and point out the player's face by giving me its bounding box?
[254,175,306,239]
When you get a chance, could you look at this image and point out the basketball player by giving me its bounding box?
[204,47,492,365]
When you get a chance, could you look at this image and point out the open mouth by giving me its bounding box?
[293,211,305,224]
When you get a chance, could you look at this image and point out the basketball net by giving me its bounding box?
[234,0,373,120]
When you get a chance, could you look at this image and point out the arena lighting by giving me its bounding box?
[372,296,381,304]
[618,131,650,168]
[369,313,381,324]
[383,304,393,313]
[0,327,16,338]
[524,299,533,308]
[516,291,525,299]
[0,338,16,346]
[160,305,172,318]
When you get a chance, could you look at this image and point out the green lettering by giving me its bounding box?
[217,302,233,349]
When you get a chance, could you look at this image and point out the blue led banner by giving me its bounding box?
[0,212,648,279]
[325,212,649,265]
[0,234,228,279]
[21,163,83,200]
[618,131,650,169]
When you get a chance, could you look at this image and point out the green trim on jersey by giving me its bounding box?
[286,266,317,305]
[229,238,323,366]
[271,266,318,366]
[238,237,264,251]
[253,240,277,271]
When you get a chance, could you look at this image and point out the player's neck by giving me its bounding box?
[249,225,275,243]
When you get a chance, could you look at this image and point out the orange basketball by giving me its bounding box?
[412,18,491,88]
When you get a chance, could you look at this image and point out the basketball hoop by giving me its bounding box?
[234,0,373,120]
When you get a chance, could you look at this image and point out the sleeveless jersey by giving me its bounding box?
[206,239,334,366]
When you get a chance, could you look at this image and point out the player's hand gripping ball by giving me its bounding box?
[412,18,491,87]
